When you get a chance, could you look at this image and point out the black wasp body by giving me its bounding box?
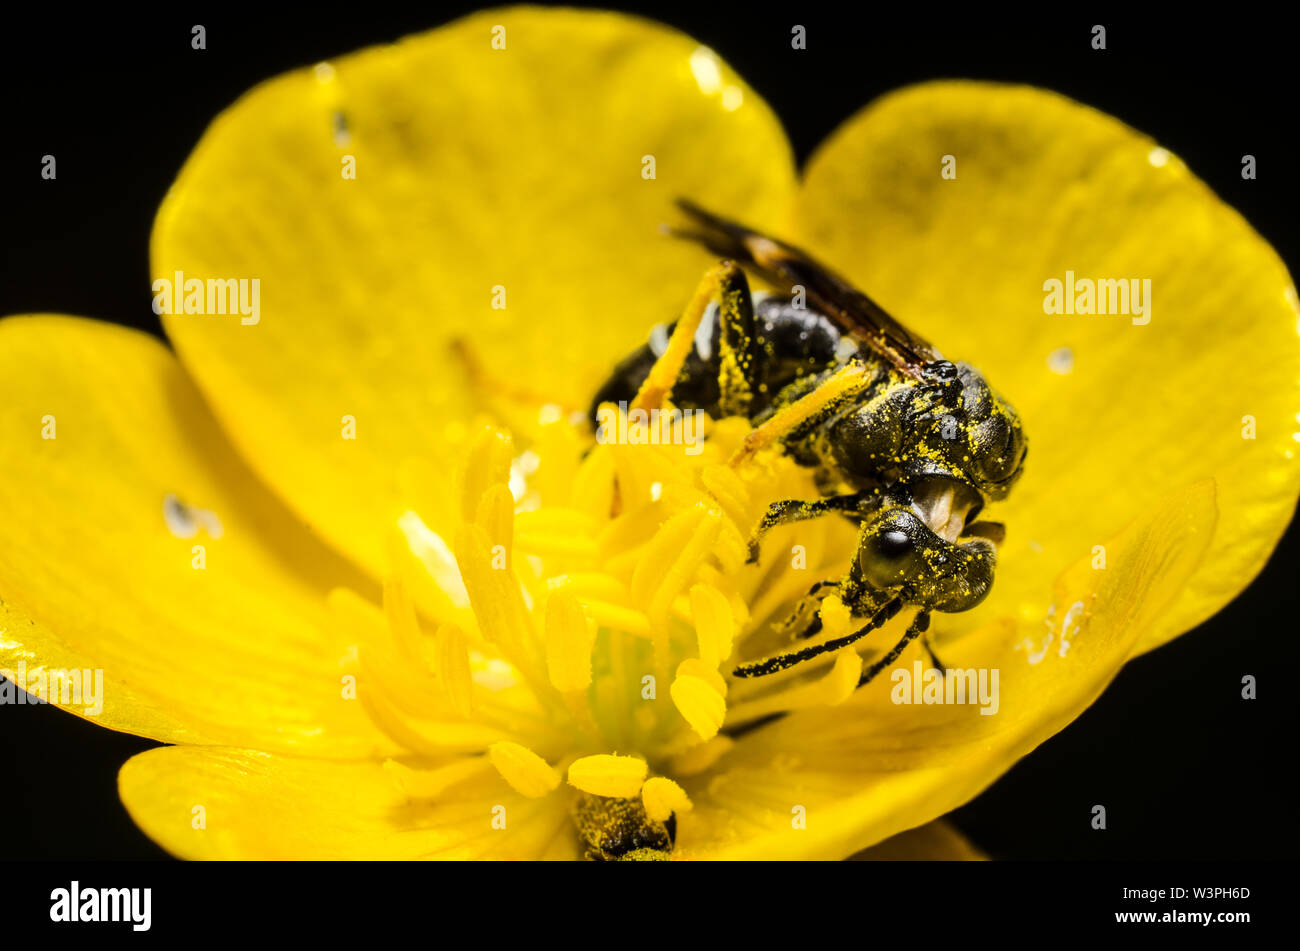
[592,201,1028,689]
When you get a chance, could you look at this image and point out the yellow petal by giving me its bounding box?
[792,81,1299,654]
[848,820,985,861]
[677,480,1216,858]
[0,316,390,756]
[152,7,795,579]
[118,746,575,859]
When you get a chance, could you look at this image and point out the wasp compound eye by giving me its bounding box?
[859,510,927,589]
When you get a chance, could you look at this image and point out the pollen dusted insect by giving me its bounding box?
[592,200,1028,690]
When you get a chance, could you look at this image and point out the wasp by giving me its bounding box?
[592,200,1028,689]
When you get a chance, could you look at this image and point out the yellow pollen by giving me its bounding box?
[488,741,561,798]
[641,776,693,823]
[568,754,648,798]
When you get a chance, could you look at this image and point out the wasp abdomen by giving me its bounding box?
[590,296,854,424]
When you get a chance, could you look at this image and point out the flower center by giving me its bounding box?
[336,371,890,858]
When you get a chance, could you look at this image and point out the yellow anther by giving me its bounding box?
[568,754,648,798]
[455,523,534,656]
[433,623,474,717]
[545,590,595,693]
[671,673,728,740]
[461,425,514,521]
[570,443,616,521]
[488,741,561,798]
[699,463,751,528]
[632,505,724,631]
[641,776,693,823]
[818,595,853,638]
[689,583,735,668]
[676,658,727,697]
[629,505,706,605]
[546,573,628,602]
[474,483,515,568]
[576,601,651,639]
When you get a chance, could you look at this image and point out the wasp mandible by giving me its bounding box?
[591,200,1028,689]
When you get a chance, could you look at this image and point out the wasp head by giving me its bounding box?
[856,485,997,613]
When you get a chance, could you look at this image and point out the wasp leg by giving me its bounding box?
[713,264,758,418]
[729,362,874,468]
[858,610,931,688]
[746,488,882,564]
[922,635,947,678]
[962,520,1006,548]
[733,597,903,679]
[632,261,753,414]
[773,578,842,642]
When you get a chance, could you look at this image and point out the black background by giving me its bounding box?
[0,3,1295,860]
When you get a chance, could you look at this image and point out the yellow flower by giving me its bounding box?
[1,7,1296,860]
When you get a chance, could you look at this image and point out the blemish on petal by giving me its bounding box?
[163,494,223,539]
[1017,631,1053,665]
[1057,600,1086,656]
[1147,146,1171,167]
[688,47,722,95]
[1047,346,1074,375]
[332,110,351,147]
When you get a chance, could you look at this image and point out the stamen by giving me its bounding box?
[700,464,751,530]
[630,504,723,632]
[474,484,515,569]
[382,574,424,666]
[489,741,562,798]
[676,658,727,697]
[689,583,736,668]
[670,672,728,740]
[432,624,474,717]
[460,426,515,521]
[642,777,693,823]
[360,688,505,754]
[574,600,651,637]
[568,754,648,798]
[544,590,595,693]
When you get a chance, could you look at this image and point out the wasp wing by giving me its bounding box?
[673,199,940,379]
